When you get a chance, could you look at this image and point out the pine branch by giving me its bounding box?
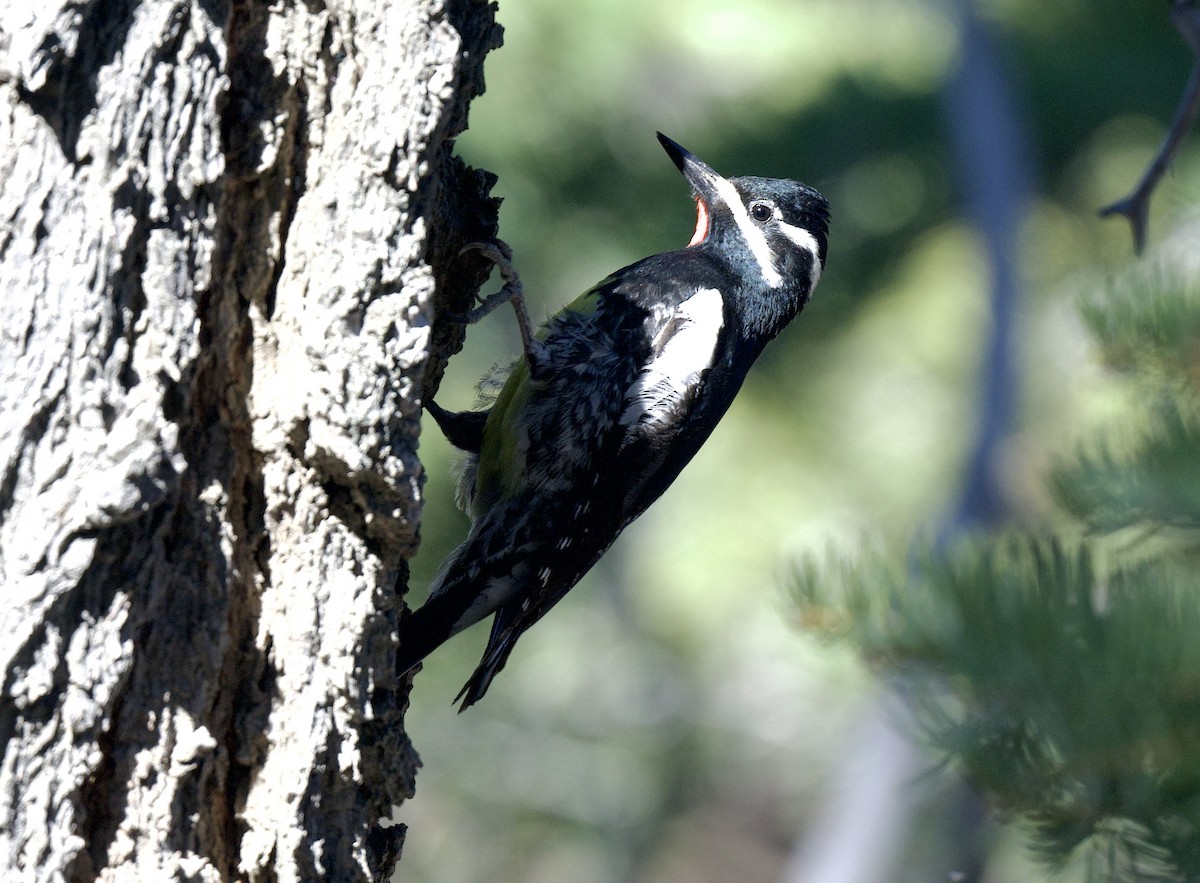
[792,536,1200,880]
[1078,262,1200,378]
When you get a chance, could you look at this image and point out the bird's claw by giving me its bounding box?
[457,239,550,379]
[456,240,522,322]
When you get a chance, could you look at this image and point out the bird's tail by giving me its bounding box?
[396,542,520,681]
[398,590,523,712]
[452,606,524,711]
[396,596,462,677]
[396,567,493,676]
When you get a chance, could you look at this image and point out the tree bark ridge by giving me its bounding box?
[0,1,502,880]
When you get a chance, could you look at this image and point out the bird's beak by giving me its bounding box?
[657,132,725,247]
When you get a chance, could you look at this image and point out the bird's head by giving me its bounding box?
[657,132,829,304]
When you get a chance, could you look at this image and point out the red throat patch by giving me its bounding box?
[688,197,709,247]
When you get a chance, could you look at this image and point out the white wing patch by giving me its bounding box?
[620,287,724,438]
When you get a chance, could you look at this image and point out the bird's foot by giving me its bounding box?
[455,240,520,323]
[457,240,550,378]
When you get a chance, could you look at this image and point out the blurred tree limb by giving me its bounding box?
[1100,0,1200,254]
[941,0,1029,534]
[785,2,1028,879]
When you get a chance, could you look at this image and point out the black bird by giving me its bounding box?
[403,133,829,708]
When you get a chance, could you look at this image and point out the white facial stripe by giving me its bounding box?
[709,176,783,288]
[778,220,824,292]
[776,220,820,258]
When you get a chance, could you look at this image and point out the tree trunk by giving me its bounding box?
[0,1,500,880]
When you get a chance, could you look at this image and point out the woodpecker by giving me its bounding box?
[403,133,830,709]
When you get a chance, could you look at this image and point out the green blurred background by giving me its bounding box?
[398,0,1199,880]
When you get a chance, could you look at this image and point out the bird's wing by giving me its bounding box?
[447,288,729,709]
[469,287,626,517]
[617,286,725,444]
[471,267,730,522]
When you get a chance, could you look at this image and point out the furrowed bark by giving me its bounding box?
[0,1,500,880]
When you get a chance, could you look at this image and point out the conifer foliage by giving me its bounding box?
[794,237,1200,880]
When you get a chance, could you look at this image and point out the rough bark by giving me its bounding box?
[0,1,500,880]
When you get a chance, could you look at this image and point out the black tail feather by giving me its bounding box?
[397,591,474,677]
[399,594,522,712]
[453,606,523,711]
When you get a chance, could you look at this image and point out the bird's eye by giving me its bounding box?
[749,202,773,222]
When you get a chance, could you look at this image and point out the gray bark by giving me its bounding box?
[0,1,499,880]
